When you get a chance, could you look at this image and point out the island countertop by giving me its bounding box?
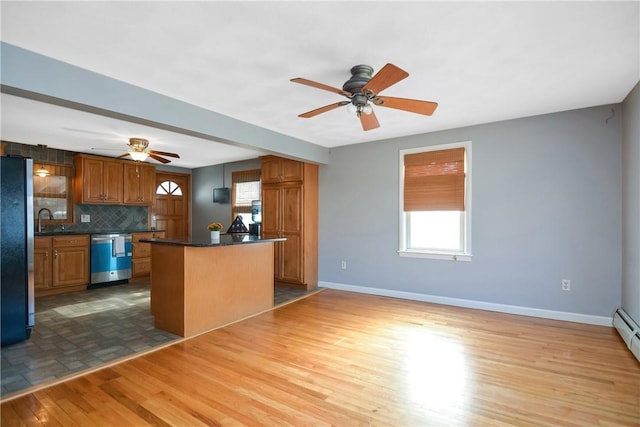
[140,234,286,247]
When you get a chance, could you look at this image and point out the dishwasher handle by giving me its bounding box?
[91,237,114,244]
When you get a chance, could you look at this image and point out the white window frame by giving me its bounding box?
[398,141,472,261]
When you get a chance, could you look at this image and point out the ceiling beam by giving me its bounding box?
[0,42,330,165]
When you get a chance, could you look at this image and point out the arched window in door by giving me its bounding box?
[156,180,183,196]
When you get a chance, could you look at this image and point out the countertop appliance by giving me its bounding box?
[1,156,35,346]
[90,233,132,286]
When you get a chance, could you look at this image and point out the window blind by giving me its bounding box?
[404,147,465,211]
[232,169,261,214]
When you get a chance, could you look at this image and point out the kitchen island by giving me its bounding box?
[140,234,285,337]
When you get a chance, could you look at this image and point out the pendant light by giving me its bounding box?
[35,144,50,177]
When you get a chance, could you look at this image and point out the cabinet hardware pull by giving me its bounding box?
[54,250,58,259]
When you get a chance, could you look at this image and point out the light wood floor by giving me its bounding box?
[2,289,639,426]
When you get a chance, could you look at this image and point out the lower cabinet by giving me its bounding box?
[131,231,165,281]
[34,237,53,291]
[35,235,90,296]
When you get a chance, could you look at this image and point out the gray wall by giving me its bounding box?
[622,81,640,323]
[319,105,622,317]
[192,158,261,239]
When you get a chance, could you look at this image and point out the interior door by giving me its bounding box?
[153,172,191,239]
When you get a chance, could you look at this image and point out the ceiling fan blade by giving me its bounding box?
[373,96,438,116]
[299,101,350,118]
[117,153,130,159]
[360,110,380,131]
[148,150,180,158]
[291,78,352,98]
[362,63,409,95]
[148,153,171,164]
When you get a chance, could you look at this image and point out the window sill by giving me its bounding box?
[398,250,472,261]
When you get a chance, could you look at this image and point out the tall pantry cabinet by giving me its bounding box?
[261,156,318,290]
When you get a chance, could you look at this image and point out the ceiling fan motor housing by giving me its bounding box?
[342,65,373,95]
[129,138,149,151]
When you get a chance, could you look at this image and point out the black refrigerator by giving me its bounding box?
[1,156,35,346]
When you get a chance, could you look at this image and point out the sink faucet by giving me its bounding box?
[37,208,53,233]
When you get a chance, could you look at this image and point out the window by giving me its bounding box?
[231,169,261,225]
[156,180,182,195]
[399,141,472,261]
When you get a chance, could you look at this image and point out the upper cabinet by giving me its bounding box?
[33,163,74,225]
[74,154,156,206]
[123,162,156,205]
[74,154,123,204]
[261,156,304,184]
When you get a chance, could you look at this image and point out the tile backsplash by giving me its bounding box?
[41,204,148,233]
[73,204,148,232]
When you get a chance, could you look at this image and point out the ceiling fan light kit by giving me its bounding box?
[291,63,438,131]
[128,150,149,162]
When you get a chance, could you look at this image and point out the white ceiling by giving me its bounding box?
[1,1,638,169]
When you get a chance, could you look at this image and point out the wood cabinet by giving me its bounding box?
[261,156,304,184]
[123,162,156,205]
[261,156,318,290]
[34,237,53,291]
[131,231,165,280]
[35,235,90,296]
[74,154,123,204]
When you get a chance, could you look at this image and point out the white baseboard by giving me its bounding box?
[319,281,613,327]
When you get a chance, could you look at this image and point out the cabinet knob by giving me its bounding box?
[54,250,58,259]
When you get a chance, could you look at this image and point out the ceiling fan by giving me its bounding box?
[291,63,438,131]
[93,138,180,164]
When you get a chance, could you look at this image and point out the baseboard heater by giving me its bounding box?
[613,307,640,363]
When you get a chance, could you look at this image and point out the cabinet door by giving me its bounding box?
[132,232,153,258]
[34,247,52,290]
[53,246,89,287]
[280,184,303,283]
[281,234,302,283]
[139,164,156,204]
[124,163,155,205]
[132,258,151,277]
[280,159,303,182]
[123,163,141,204]
[261,185,281,237]
[82,157,105,203]
[261,157,282,184]
[103,160,123,204]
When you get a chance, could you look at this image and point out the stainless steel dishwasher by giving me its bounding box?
[90,233,132,285]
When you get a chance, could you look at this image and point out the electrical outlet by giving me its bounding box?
[562,279,571,291]
[81,214,90,223]
[341,260,347,270]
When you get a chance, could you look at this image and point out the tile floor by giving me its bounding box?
[1,281,314,397]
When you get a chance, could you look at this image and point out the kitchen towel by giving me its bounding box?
[114,236,126,257]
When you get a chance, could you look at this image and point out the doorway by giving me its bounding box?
[153,172,191,238]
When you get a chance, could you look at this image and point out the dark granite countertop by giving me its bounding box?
[35,229,164,237]
[140,234,285,247]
